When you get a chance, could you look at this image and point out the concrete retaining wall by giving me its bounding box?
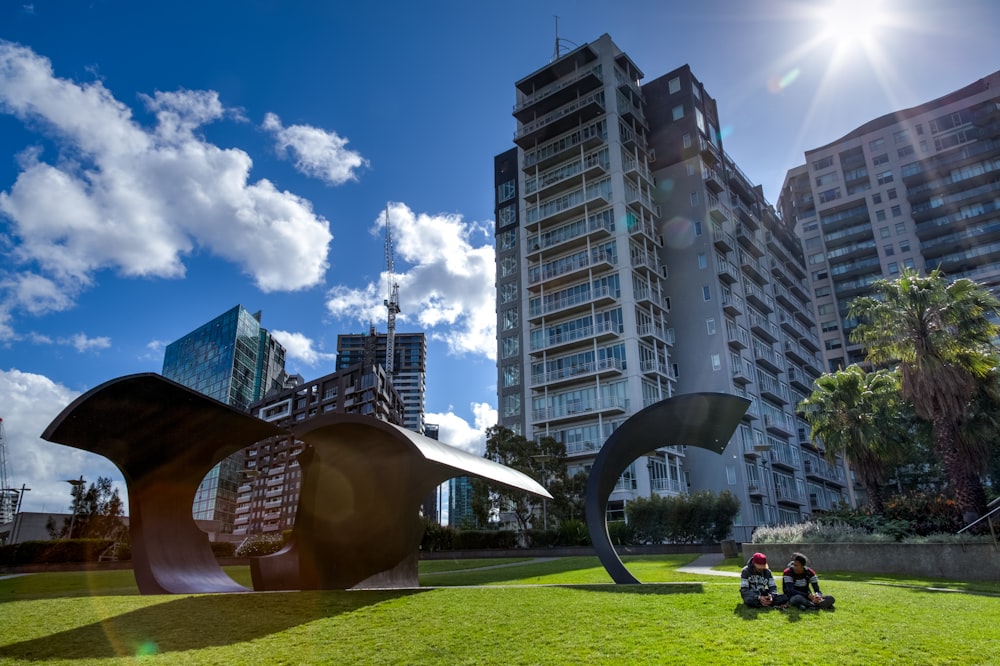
[741,542,999,582]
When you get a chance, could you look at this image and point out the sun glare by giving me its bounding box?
[816,0,891,55]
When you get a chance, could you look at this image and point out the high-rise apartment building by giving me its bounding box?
[497,35,844,533]
[162,304,287,533]
[779,71,1000,373]
[337,330,427,434]
[234,363,405,536]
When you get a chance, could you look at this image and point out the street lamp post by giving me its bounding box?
[646,456,656,498]
[63,476,85,539]
[531,454,551,531]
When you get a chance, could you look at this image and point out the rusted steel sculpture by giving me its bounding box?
[42,373,550,594]
[584,393,749,584]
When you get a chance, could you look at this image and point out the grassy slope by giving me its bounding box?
[0,557,997,665]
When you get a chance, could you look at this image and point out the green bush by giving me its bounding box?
[421,521,455,552]
[211,541,236,557]
[626,490,740,544]
[606,520,636,546]
[235,533,286,557]
[0,539,114,566]
[452,529,518,550]
[556,519,591,546]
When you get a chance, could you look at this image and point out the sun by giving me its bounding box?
[815,0,892,57]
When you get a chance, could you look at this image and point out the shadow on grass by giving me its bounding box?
[556,583,705,595]
[732,603,834,622]
[0,589,427,661]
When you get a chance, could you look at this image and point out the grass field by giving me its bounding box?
[1,555,998,665]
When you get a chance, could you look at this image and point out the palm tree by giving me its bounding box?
[849,269,1000,521]
[800,365,905,513]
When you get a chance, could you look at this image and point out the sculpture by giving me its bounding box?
[42,373,549,594]
[584,393,749,584]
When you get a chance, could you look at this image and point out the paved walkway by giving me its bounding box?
[676,553,741,577]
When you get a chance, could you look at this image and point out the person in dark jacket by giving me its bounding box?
[739,552,789,608]
[782,552,836,610]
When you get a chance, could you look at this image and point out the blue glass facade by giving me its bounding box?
[163,305,286,531]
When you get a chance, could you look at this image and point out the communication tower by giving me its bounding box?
[1,417,14,524]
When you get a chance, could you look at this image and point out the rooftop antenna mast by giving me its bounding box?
[551,15,578,61]
[383,204,400,376]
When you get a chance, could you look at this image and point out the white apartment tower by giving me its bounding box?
[497,36,847,532]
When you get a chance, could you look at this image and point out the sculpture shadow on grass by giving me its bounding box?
[42,373,550,594]
[584,393,749,585]
[0,590,423,660]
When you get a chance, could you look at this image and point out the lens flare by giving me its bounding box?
[661,217,695,249]
[768,68,800,93]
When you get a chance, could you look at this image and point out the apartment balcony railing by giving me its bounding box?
[515,90,606,146]
[528,248,616,285]
[514,64,604,115]
[528,285,617,319]
[531,396,629,423]
[525,149,610,199]
[530,357,624,387]
[640,358,670,376]
[637,321,669,343]
[530,319,619,352]
[522,118,608,171]
[527,209,615,254]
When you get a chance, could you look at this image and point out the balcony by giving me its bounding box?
[525,178,612,227]
[743,280,774,313]
[531,357,625,388]
[727,324,750,350]
[704,165,725,194]
[712,222,736,253]
[717,258,740,284]
[522,118,608,172]
[721,288,745,316]
[630,251,660,275]
[708,193,729,223]
[527,247,616,287]
[739,250,769,284]
[514,64,603,121]
[514,90,606,149]
[528,285,618,320]
[735,224,764,258]
[637,322,669,343]
[763,412,795,437]
[531,319,620,352]
[748,309,780,343]
[640,358,670,377]
[787,366,813,392]
[754,344,784,375]
[531,396,629,423]
[524,149,610,203]
[526,208,615,255]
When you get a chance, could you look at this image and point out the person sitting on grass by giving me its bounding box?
[782,552,836,610]
[740,552,789,609]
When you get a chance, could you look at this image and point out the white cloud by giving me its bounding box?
[270,329,337,367]
[263,112,368,186]
[0,368,126,514]
[426,401,497,456]
[63,332,111,352]
[0,40,336,326]
[325,202,497,359]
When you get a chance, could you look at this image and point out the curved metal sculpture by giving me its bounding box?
[42,373,550,594]
[585,393,749,584]
[253,413,552,590]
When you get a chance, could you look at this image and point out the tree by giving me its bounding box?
[849,269,1000,520]
[800,365,906,513]
[472,426,567,535]
[48,477,127,540]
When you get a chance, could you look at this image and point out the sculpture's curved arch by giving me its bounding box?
[584,393,749,584]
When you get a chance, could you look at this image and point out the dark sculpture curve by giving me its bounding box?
[42,373,550,594]
[584,393,749,584]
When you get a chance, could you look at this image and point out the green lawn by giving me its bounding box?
[1,556,997,665]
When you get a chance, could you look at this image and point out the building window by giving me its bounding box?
[872,153,889,166]
[895,222,906,235]
[498,228,516,251]
[692,85,701,101]
[876,171,894,185]
[812,269,828,281]
[668,76,681,94]
[697,252,707,269]
[817,303,834,315]
[815,172,838,187]
[690,191,699,206]
[672,105,684,121]
[903,258,915,270]
[497,204,516,227]
[672,363,680,378]
[899,239,911,252]
[815,286,831,298]
[805,236,821,249]
[870,138,886,151]
[497,180,515,202]
[703,285,712,301]
[818,188,841,203]
[879,226,890,238]
[499,282,518,304]
[883,244,895,257]
[502,365,520,388]
[825,338,843,351]
[808,252,825,265]
[891,205,902,217]
[888,262,899,274]
[897,145,914,159]
[876,210,886,221]
[711,354,721,371]
[812,156,834,170]
[893,129,910,144]
[503,394,521,418]
[707,318,716,335]
[682,133,692,148]
[887,188,897,200]
[501,335,519,359]
[694,221,703,236]
[695,108,706,133]
[499,255,517,277]
[501,308,518,331]
[821,320,838,333]
[687,162,696,176]
[872,193,882,204]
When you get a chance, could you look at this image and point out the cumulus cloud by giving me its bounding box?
[64,332,111,352]
[426,401,497,456]
[263,112,368,185]
[0,368,126,513]
[325,202,496,359]
[271,329,337,367]
[0,39,336,327]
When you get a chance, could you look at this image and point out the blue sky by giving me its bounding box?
[2,0,998,514]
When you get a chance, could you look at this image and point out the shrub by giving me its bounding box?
[0,539,114,566]
[556,519,591,546]
[606,521,635,546]
[452,529,518,550]
[211,541,236,557]
[235,533,285,557]
[421,521,455,552]
[626,490,740,544]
